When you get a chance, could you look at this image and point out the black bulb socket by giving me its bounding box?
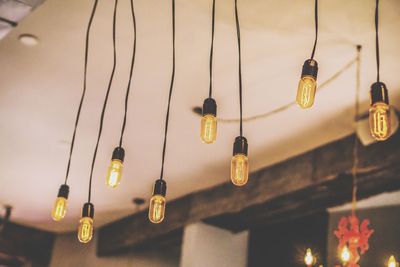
[112,147,125,162]
[153,179,167,197]
[233,136,248,156]
[202,98,217,117]
[370,82,389,105]
[301,59,318,80]
[82,203,94,219]
[57,184,70,199]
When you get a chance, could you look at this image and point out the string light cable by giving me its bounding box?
[148,0,176,224]
[230,0,250,187]
[200,0,218,144]
[51,0,99,222]
[78,0,119,244]
[106,0,137,189]
[296,0,319,109]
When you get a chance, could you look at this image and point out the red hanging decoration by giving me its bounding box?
[334,215,374,267]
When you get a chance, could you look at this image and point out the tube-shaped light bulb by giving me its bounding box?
[369,82,391,141]
[77,203,94,244]
[149,179,167,224]
[388,256,397,267]
[296,59,318,109]
[340,246,351,264]
[106,147,125,188]
[51,184,69,221]
[231,136,249,186]
[369,102,391,140]
[304,248,315,266]
[200,98,217,144]
[106,159,123,188]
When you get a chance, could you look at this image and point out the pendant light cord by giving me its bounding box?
[159,0,176,180]
[351,45,361,216]
[208,0,216,98]
[119,0,137,147]
[310,0,318,60]
[234,0,243,136]
[64,0,99,185]
[375,0,380,82]
[88,0,119,202]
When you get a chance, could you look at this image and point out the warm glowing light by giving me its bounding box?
[388,256,398,267]
[51,197,67,221]
[297,76,317,109]
[369,102,391,141]
[149,194,166,224]
[304,248,315,266]
[201,114,217,144]
[78,217,94,243]
[106,159,123,188]
[340,246,351,264]
[231,154,249,186]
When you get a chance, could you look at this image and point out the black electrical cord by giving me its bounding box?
[88,0,118,202]
[234,0,243,137]
[64,0,99,185]
[208,0,216,98]
[310,0,318,60]
[375,0,380,82]
[119,0,137,147]
[159,0,176,180]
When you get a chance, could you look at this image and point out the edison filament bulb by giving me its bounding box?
[296,59,318,109]
[231,136,249,186]
[304,248,315,266]
[369,82,391,141]
[106,147,125,188]
[149,179,167,224]
[388,256,398,267]
[200,98,217,144]
[51,184,69,221]
[78,203,94,243]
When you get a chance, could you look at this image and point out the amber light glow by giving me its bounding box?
[149,194,166,224]
[201,114,217,144]
[304,248,315,266]
[78,217,94,243]
[340,246,351,264]
[388,256,398,267]
[369,102,391,141]
[106,159,123,188]
[51,197,67,221]
[231,154,249,186]
[296,76,317,109]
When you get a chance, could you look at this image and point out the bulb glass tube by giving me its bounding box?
[78,217,94,243]
[149,194,166,224]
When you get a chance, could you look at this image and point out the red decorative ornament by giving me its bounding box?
[334,215,374,267]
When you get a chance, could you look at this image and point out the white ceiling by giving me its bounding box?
[0,0,399,233]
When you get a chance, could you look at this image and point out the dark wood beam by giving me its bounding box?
[98,131,400,256]
[0,221,54,266]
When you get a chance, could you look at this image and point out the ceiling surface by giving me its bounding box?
[0,0,399,232]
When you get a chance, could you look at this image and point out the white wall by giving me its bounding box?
[50,233,180,267]
[180,223,248,267]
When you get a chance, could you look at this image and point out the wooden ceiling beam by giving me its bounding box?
[98,131,400,256]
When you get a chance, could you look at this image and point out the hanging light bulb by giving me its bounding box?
[78,203,94,243]
[388,256,398,267]
[369,82,391,141]
[200,98,217,144]
[231,136,249,186]
[51,184,69,221]
[106,147,125,188]
[148,179,167,224]
[296,59,318,109]
[340,245,351,264]
[304,248,316,266]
